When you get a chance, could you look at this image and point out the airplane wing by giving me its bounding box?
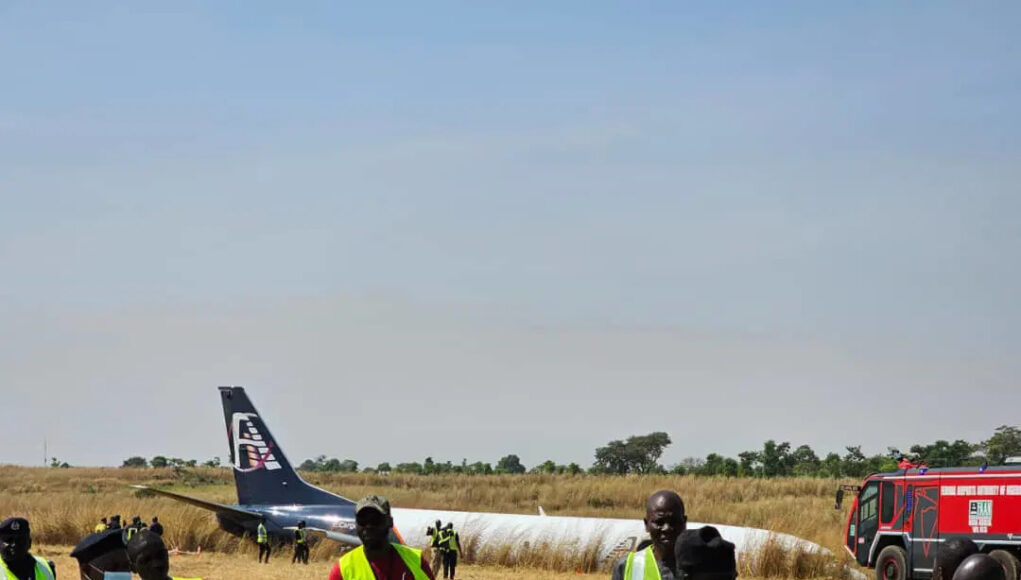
[130,485,264,522]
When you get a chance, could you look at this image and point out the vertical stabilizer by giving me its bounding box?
[219,386,354,506]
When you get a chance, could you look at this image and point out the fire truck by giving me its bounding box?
[836,464,1021,580]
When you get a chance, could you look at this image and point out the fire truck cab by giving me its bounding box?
[837,465,1021,580]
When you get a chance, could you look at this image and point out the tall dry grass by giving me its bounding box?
[0,467,860,578]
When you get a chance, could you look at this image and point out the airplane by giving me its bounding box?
[133,386,829,567]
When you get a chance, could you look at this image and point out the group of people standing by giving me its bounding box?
[95,514,164,538]
[426,520,461,579]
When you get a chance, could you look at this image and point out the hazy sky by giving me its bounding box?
[2,2,1019,470]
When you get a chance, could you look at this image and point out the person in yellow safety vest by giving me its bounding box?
[0,517,55,580]
[256,518,271,564]
[126,529,202,580]
[292,520,309,565]
[426,520,443,575]
[438,523,461,580]
[611,490,688,580]
[94,518,108,534]
[329,495,436,580]
[672,526,737,580]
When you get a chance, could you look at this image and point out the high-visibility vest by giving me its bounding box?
[94,523,106,533]
[296,529,307,544]
[623,547,661,580]
[339,545,430,580]
[0,555,56,580]
[125,527,137,541]
[441,530,459,552]
[257,523,268,543]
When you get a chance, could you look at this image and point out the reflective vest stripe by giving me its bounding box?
[296,529,307,543]
[257,524,267,543]
[339,544,430,580]
[0,555,56,580]
[623,547,660,580]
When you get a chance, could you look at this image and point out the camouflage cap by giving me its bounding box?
[355,495,391,517]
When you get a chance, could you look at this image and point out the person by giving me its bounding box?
[292,520,309,565]
[611,490,688,580]
[329,495,435,580]
[149,517,164,537]
[256,518,270,563]
[674,526,738,580]
[107,516,122,530]
[439,523,460,580]
[951,554,1006,580]
[934,538,980,580]
[0,517,55,580]
[125,530,201,580]
[125,516,147,542]
[426,520,443,575]
[94,518,108,534]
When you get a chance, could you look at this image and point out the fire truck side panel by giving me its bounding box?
[936,475,1021,543]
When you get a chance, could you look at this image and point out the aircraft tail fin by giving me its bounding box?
[219,386,355,506]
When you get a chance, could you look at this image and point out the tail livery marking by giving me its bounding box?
[231,412,281,472]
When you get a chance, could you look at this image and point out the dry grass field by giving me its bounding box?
[0,466,862,579]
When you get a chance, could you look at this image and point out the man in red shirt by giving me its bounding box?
[329,495,436,580]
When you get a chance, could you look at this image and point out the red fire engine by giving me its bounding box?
[836,464,1021,580]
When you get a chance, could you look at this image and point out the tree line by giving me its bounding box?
[119,425,1020,478]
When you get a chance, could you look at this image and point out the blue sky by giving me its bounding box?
[1,2,1019,469]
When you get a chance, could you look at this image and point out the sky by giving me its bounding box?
[1,2,1019,470]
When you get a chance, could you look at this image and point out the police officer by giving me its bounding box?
[125,516,147,542]
[149,517,164,537]
[439,523,461,580]
[426,520,443,575]
[330,495,435,580]
[125,530,201,580]
[0,517,56,580]
[94,518,107,534]
[292,521,309,565]
[256,518,270,563]
[611,490,688,580]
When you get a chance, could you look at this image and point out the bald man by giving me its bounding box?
[612,490,688,580]
[951,554,1006,580]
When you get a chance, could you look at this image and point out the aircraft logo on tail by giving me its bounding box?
[231,412,281,472]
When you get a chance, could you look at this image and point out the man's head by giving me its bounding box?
[298,520,306,529]
[152,516,158,523]
[0,518,31,564]
[644,490,687,556]
[951,554,1006,580]
[445,523,453,530]
[935,539,981,580]
[101,517,107,524]
[435,519,441,528]
[674,526,737,580]
[355,495,393,551]
[126,530,169,580]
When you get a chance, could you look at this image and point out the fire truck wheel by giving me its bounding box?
[876,545,908,580]
[989,550,1020,580]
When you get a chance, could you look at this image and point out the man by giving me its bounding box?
[426,520,443,575]
[934,538,980,580]
[329,495,435,580]
[0,517,56,580]
[612,490,688,580]
[94,518,108,534]
[439,523,461,580]
[952,554,1006,580]
[107,516,121,531]
[149,517,164,537]
[256,518,270,563]
[125,530,201,580]
[674,526,738,580]
[292,520,309,565]
[125,516,147,542]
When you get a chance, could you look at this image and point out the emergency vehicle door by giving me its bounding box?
[909,485,940,574]
[855,481,880,567]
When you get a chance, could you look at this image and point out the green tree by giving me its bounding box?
[909,440,976,467]
[981,426,1021,464]
[761,440,793,477]
[737,451,761,477]
[376,462,392,473]
[202,456,221,468]
[842,446,867,477]
[395,462,423,474]
[338,459,359,473]
[791,445,820,477]
[150,456,169,468]
[819,452,843,477]
[593,432,672,474]
[496,454,526,474]
[121,456,148,468]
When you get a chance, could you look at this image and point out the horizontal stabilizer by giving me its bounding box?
[284,526,361,547]
[130,485,263,521]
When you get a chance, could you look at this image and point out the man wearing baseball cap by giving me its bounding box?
[329,495,435,580]
[0,517,56,580]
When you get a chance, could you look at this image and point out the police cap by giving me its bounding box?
[0,517,30,536]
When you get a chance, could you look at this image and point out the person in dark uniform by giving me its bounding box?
[0,517,56,580]
[256,518,270,563]
[611,490,688,580]
[292,521,309,564]
[440,523,461,580]
[149,517,164,537]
